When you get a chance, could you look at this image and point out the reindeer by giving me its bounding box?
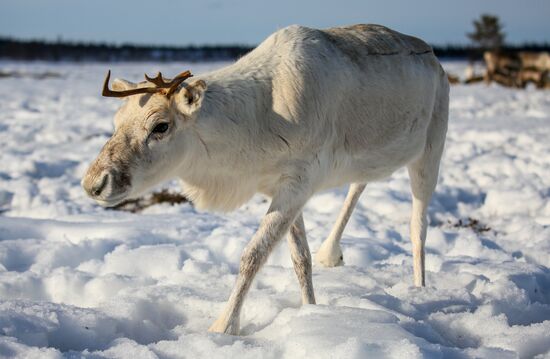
[518,51,550,88]
[82,24,449,335]
[484,50,550,88]
[519,51,550,72]
[483,51,521,87]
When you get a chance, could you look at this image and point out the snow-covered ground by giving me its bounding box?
[0,60,549,358]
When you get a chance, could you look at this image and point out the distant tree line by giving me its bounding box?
[432,43,550,60]
[1,36,549,62]
[0,37,253,62]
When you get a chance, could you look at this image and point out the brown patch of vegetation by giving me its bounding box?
[464,75,484,84]
[447,217,492,234]
[447,73,485,85]
[109,189,189,213]
[447,73,461,84]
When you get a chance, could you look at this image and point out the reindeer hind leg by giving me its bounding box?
[407,82,448,287]
[288,213,315,304]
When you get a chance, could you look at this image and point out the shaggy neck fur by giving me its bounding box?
[175,66,274,212]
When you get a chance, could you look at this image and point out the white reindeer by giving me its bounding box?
[82,24,449,335]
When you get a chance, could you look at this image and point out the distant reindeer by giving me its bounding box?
[484,50,550,88]
[82,24,449,335]
[518,52,550,88]
[483,51,521,87]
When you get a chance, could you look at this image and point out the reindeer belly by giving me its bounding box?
[318,133,425,190]
[315,99,431,191]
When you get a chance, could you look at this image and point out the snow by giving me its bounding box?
[0,60,549,358]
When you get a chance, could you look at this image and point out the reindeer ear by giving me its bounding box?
[177,80,207,115]
[112,78,137,91]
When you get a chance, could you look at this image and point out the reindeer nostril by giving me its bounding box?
[91,173,109,197]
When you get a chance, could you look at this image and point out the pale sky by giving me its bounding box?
[1,0,549,46]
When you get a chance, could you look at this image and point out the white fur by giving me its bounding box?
[83,24,449,335]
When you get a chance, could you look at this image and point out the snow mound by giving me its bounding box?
[0,61,549,358]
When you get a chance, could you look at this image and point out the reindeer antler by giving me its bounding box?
[144,72,168,87]
[102,70,193,98]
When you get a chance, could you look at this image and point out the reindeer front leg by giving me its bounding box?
[208,184,309,335]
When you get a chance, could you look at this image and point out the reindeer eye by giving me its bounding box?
[152,123,169,134]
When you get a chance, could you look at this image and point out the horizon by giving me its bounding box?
[1,0,549,47]
[2,34,550,50]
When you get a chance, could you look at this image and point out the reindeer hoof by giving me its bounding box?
[208,318,240,335]
[315,241,344,267]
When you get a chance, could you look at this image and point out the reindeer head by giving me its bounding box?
[82,70,207,207]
